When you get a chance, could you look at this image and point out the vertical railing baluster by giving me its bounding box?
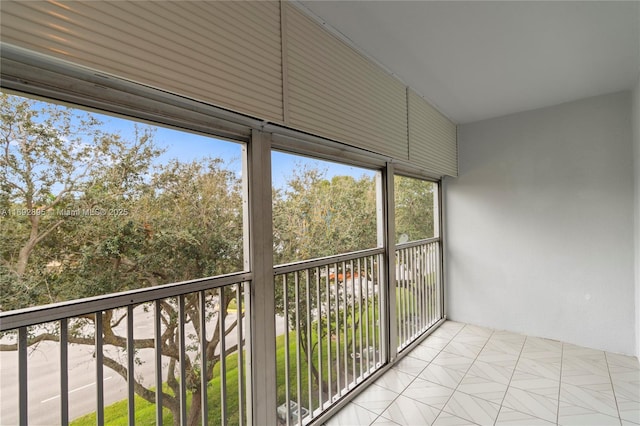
[127,305,135,426]
[437,241,443,320]
[178,296,187,426]
[433,243,438,324]
[236,284,245,426]
[371,256,378,367]
[420,246,429,332]
[95,312,104,426]
[415,247,422,334]
[60,318,68,425]
[294,272,302,426]
[334,263,341,396]
[430,243,435,326]
[341,261,348,391]
[341,262,349,391]
[399,249,405,348]
[316,267,323,411]
[357,258,363,380]
[349,259,356,384]
[220,288,228,426]
[431,243,437,324]
[283,275,291,426]
[412,247,417,340]
[200,291,208,426]
[305,269,313,419]
[18,326,27,426]
[403,249,407,347]
[154,301,163,426]
[363,256,371,374]
[325,266,332,404]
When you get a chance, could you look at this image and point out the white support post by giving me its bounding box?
[244,129,277,425]
[380,163,398,363]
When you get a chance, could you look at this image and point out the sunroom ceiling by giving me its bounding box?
[298,1,640,124]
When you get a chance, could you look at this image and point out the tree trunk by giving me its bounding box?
[187,389,202,426]
[16,216,39,277]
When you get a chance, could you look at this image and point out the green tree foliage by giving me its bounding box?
[272,165,379,403]
[0,93,437,423]
[273,165,377,265]
[394,175,435,243]
[0,93,243,426]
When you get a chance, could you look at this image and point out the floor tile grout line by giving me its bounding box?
[558,350,626,424]
[556,342,564,425]
[603,351,624,426]
[494,333,527,425]
[431,324,496,426]
[367,322,466,425]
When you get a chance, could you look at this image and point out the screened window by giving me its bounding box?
[272,152,380,264]
[0,92,245,311]
[394,175,438,244]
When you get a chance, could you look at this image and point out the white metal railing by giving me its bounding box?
[0,273,250,426]
[273,248,385,425]
[395,238,442,351]
[1,239,443,425]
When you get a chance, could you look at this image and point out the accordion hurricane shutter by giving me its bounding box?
[0,0,284,123]
[408,90,458,177]
[284,3,409,161]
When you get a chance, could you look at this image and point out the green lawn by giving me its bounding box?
[70,297,400,425]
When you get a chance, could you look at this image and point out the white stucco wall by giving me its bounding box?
[444,91,636,355]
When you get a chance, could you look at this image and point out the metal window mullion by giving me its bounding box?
[154,300,163,426]
[246,129,276,425]
[383,165,397,362]
[60,318,68,425]
[95,312,104,426]
[18,326,27,426]
[127,305,135,426]
[178,296,187,426]
[200,291,208,426]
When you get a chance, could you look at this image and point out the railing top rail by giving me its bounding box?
[0,271,252,331]
[274,247,384,275]
[395,237,440,250]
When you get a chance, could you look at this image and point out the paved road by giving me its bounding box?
[1,307,286,425]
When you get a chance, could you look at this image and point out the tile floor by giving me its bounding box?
[325,321,640,426]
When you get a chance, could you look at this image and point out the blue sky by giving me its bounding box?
[86,107,377,189]
[16,93,376,189]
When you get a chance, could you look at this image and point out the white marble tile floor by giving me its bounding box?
[325,321,639,426]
